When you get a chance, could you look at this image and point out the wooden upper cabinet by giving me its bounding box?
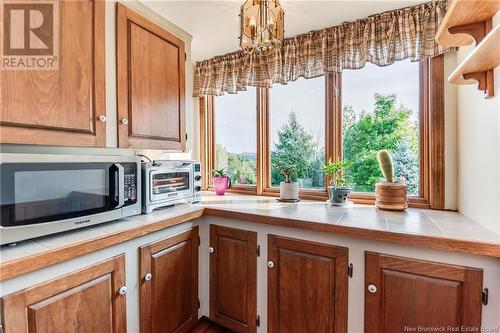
[139,227,199,333]
[116,4,186,150]
[365,252,483,333]
[268,235,348,333]
[1,255,126,333]
[210,225,257,333]
[0,0,106,147]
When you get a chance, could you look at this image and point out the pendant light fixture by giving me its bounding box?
[239,0,285,53]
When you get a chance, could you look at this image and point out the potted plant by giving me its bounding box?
[323,159,352,205]
[375,150,407,211]
[273,160,303,201]
[212,168,231,195]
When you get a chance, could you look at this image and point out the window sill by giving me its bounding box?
[205,188,431,209]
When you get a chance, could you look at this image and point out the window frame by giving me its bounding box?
[200,56,445,209]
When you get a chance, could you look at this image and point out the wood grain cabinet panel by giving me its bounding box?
[365,252,483,333]
[1,255,126,333]
[0,0,106,147]
[139,227,199,333]
[116,4,186,150]
[210,225,257,333]
[268,235,348,333]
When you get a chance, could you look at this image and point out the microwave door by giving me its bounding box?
[0,162,116,228]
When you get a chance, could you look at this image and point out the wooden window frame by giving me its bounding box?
[200,55,445,209]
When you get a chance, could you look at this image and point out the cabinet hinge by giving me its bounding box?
[347,263,353,278]
[197,298,201,309]
[257,245,260,257]
[482,287,489,305]
[198,235,201,247]
[185,52,187,61]
[256,315,260,327]
[334,87,340,97]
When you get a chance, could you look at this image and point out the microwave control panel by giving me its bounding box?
[124,174,137,202]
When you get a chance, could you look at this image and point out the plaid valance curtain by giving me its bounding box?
[194,0,448,97]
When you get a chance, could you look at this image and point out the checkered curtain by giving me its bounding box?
[194,0,448,97]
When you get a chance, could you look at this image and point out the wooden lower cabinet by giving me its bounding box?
[1,255,126,333]
[209,225,257,333]
[139,227,199,333]
[268,235,349,333]
[365,252,483,333]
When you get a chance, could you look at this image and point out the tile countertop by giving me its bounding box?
[1,193,499,281]
[197,193,500,245]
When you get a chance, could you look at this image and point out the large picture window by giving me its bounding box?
[342,60,421,196]
[214,88,257,187]
[200,56,444,208]
[269,77,326,190]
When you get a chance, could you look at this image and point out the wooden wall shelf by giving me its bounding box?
[448,25,500,97]
[436,0,500,48]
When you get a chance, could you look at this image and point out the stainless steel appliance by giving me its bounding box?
[0,154,141,245]
[142,160,201,213]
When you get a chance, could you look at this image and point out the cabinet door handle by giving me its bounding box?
[208,246,214,254]
[119,286,127,295]
[98,115,107,122]
[367,284,377,293]
[267,260,274,268]
[144,273,152,281]
[121,118,129,125]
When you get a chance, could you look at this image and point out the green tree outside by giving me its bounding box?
[343,94,419,195]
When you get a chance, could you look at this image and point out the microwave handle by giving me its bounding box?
[110,163,125,208]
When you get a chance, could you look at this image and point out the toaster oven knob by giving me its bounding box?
[195,186,201,192]
[195,175,201,181]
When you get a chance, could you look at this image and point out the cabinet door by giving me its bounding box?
[116,4,186,150]
[210,225,257,333]
[139,227,199,333]
[365,252,483,332]
[268,235,348,333]
[0,0,106,147]
[1,255,126,333]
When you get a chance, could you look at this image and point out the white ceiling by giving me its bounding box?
[142,0,427,62]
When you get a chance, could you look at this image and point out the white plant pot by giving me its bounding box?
[280,182,299,200]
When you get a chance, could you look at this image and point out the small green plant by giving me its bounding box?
[323,159,352,189]
[212,168,227,178]
[377,150,394,182]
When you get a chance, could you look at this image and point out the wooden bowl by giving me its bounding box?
[375,182,407,211]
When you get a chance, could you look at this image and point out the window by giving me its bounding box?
[214,88,257,187]
[269,77,326,190]
[342,60,421,196]
[200,56,444,208]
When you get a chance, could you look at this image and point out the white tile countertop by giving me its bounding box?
[197,193,500,245]
[1,192,499,281]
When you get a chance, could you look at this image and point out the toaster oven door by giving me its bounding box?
[149,167,192,202]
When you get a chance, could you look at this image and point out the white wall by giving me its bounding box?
[0,1,197,162]
[456,13,500,234]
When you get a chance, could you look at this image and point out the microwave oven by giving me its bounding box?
[0,154,141,245]
[142,160,201,213]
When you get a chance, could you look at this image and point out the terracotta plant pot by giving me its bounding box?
[375,182,407,211]
[213,176,231,195]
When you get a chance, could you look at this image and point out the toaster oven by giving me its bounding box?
[142,160,201,213]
